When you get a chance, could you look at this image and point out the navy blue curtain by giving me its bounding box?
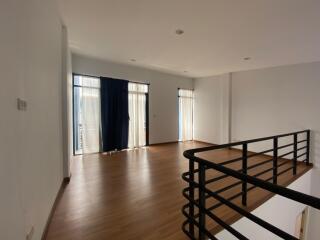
[100,77,129,152]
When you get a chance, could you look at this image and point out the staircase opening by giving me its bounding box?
[182,130,320,239]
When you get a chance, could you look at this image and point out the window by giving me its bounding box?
[178,89,194,141]
[73,75,101,154]
[73,74,149,154]
[128,82,149,148]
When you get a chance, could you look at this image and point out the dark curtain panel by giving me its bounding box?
[100,77,129,152]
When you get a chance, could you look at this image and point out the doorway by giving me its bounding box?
[73,74,101,155]
[128,82,149,148]
[178,88,194,141]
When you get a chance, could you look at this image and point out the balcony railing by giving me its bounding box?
[182,130,320,240]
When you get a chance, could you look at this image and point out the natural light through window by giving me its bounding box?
[178,89,194,141]
[128,82,149,148]
[73,75,101,154]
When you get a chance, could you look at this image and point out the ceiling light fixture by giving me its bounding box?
[130,59,136,62]
[243,57,251,61]
[175,29,184,35]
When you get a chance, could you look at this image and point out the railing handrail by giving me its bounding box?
[182,129,317,240]
[184,129,309,155]
[183,154,320,210]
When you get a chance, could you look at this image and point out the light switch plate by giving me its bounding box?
[17,98,27,111]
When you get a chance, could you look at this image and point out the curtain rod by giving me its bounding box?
[73,72,150,85]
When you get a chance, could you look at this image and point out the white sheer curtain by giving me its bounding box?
[128,83,148,149]
[77,76,101,154]
[179,89,193,141]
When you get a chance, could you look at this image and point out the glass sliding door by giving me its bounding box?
[73,75,101,154]
[128,82,149,148]
[178,89,194,141]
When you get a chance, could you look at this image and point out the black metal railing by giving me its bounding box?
[182,130,320,240]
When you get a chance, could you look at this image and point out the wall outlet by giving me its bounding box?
[26,226,34,240]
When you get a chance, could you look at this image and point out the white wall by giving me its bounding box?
[306,169,320,240]
[72,54,193,144]
[61,26,73,178]
[0,0,64,239]
[216,170,313,239]
[193,73,231,144]
[193,61,320,238]
[231,62,320,167]
[0,1,25,239]
[193,61,320,166]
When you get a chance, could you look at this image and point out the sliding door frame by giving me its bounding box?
[178,87,194,142]
[72,73,150,155]
[145,87,150,146]
[72,73,101,155]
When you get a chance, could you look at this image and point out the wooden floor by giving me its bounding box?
[46,141,311,240]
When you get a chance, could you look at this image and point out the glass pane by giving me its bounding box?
[179,89,193,97]
[73,75,101,155]
[128,90,147,148]
[179,89,194,141]
[74,75,100,88]
[129,82,148,93]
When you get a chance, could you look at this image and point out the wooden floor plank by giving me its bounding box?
[45,141,311,240]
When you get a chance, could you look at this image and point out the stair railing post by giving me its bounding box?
[273,137,278,184]
[198,163,206,240]
[306,130,311,166]
[188,155,195,237]
[242,143,248,206]
[293,133,298,175]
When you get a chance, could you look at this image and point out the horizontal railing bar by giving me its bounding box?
[220,157,242,166]
[297,152,307,159]
[197,143,300,172]
[209,147,275,166]
[212,181,242,195]
[278,150,294,159]
[182,130,312,240]
[182,207,218,240]
[199,184,299,240]
[206,175,275,211]
[182,196,249,240]
[247,158,273,170]
[213,160,295,195]
[205,173,229,185]
[251,166,274,178]
[191,161,292,213]
[297,146,307,151]
[205,158,290,186]
[277,160,290,168]
[183,154,320,210]
[207,192,243,212]
[277,143,294,150]
[252,161,290,179]
[207,163,277,197]
[204,160,289,200]
[188,130,309,154]
[183,181,298,240]
[215,147,293,169]
[246,176,274,192]
[247,148,274,158]
[277,166,294,176]
[181,222,197,240]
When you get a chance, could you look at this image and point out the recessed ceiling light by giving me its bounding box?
[175,29,184,35]
[130,59,136,62]
[244,57,251,61]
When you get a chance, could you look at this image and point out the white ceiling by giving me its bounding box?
[58,0,320,78]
